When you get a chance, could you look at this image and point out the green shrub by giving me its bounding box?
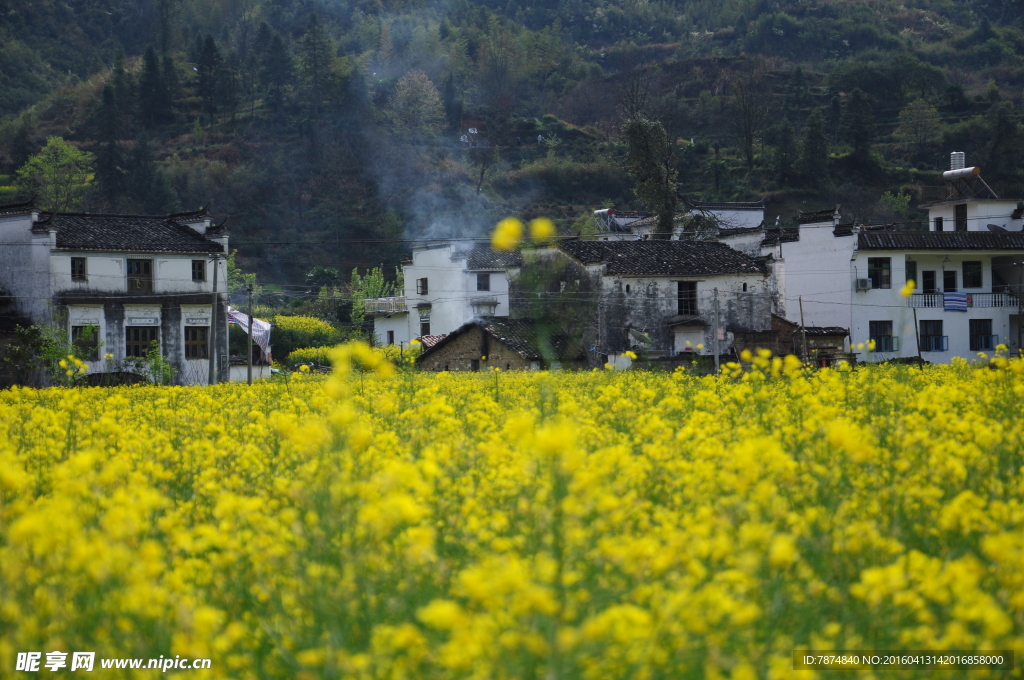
[270,315,342,360]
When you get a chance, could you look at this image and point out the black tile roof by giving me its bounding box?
[36,211,223,253]
[463,244,523,269]
[418,318,581,362]
[717,225,765,237]
[857,230,1024,250]
[688,199,765,211]
[798,207,839,224]
[0,197,37,217]
[558,239,766,276]
[760,228,800,247]
[804,326,849,336]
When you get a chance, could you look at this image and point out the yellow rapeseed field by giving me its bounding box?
[1,345,1023,679]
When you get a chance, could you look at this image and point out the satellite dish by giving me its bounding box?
[987,223,1007,232]
[628,328,652,344]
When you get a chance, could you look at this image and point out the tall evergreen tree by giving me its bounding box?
[95,85,126,207]
[197,35,222,124]
[139,46,166,128]
[841,88,875,164]
[298,13,335,121]
[621,116,678,239]
[223,51,241,127]
[442,72,462,132]
[799,108,830,188]
[126,133,177,214]
[112,48,134,124]
[986,102,1022,179]
[162,55,178,113]
[261,33,292,122]
[773,119,796,184]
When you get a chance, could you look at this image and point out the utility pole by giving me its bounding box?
[912,306,924,369]
[1018,260,1023,355]
[246,281,254,385]
[799,296,808,362]
[713,288,720,373]
[208,254,219,386]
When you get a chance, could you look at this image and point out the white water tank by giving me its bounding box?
[950,151,965,170]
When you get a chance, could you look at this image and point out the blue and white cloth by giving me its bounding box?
[943,292,968,312]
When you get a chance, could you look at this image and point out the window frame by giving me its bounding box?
[420,321,430,336]
[126,259,154,292]
[71,257,87,282]
[677,281,698,315]
[125,326,159,358]
[905,259,917,286]
[934,216,943,232]
[962,261,982,289]
[922,270,937,294]
[955,204,968,232]
[868,320,896,352]
[191,259,207,282]
[969,319,994,352]
[71,324,100,361]
[919,319,946,352]
[184,326,209,359]
[386,330,395,345]
[867,257,892,289]
[476,273,490,292]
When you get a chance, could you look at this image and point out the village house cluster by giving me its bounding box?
[1,152,1022,379]
[368,153,1024,370]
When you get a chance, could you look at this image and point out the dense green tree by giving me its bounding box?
[799,108,830,188]
[390,71,444,134]
[112,49,134,123]
[197,35,222,124]
[773,119,797,184]
[841,88,875,163]
[126,134,177,214]
[985,102,1022,179]
[297,13,334,121]
[15,137,94,212]
[8,118,36,173]
[621,116,677,239]
[894,99,943,159]
[442,72,463,132]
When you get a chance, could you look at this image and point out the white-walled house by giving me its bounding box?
[0,199,231,384]
[759,156,1024,363]
[366,243,521,346]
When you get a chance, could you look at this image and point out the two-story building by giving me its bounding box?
[760,154,1024,363]
[367,243,521,346]
[0,198,231,384]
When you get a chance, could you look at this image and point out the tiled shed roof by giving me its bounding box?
[558,239,766,276]
[36,212,223,253]
[804,327,849,336]
[463,244,523,269]
[857,230,1024,250]
[418,318,581,363]
[798,207,839,224]
[416,334,447,348]
[760,228,800,247]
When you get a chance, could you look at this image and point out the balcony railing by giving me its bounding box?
[363,297,407,314]
[869,336,899,352]
[906,293,1020,308]
[921,335,949,352]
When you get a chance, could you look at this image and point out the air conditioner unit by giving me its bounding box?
[855,278,871,291]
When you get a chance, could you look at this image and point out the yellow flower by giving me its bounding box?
[492,217,524,251]
[900,279,916,297]
[623,350,637,360]
[528,217,556,241]
[299,364,310,372]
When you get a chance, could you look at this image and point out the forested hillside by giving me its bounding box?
[2,0,1024,289]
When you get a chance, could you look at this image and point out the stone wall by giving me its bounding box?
[419,326,534,372]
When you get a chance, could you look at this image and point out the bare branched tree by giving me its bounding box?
[730,69,771,171]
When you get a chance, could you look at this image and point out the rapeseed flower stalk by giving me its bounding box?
[0,345,1022,678]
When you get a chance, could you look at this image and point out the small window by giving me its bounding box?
[71,325,100,360]
[71,257,87,282]
[905,259,917,286]
[192,260,206,282]
[470,359,480,371]
[955,204,967,231]
[867,257,891,289]
[625,284,631,293]
[127,259,154,292]
[943,270,957,292]
[868,320,895,352]
[386,330,395,345]
[125,326,159,357]
[934,216,943,232]
[677,281,698,315]
[963,261,982,288]
[416,278,428,295]
[742,282,748,292]
[969,319,994,351]
[922,270,937,294]
[920,319,946,352]
[184,326,208,359]
[420,321,430,336]
[476,273,490,291]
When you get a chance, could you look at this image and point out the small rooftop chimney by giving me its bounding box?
[950,151,965,171]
